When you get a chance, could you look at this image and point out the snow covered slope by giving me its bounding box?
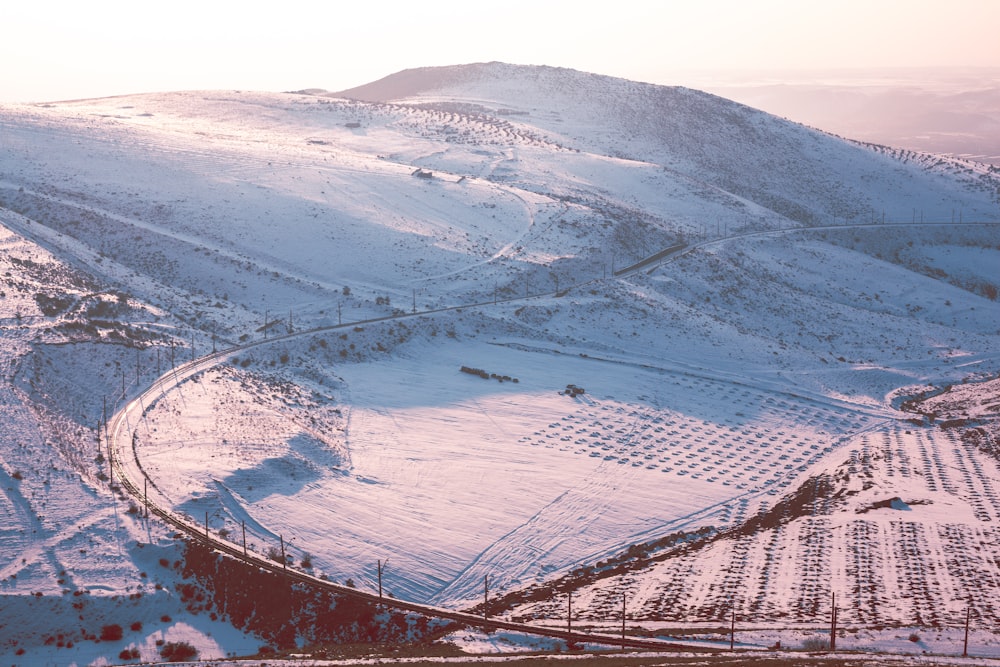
[1,63,999,661]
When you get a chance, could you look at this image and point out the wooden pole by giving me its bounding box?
[830,592,837,651]
[280,534,286,570]
[483,575,489,627]
[143,478,148,518]
[204,512,209,539]
[730,608,735,651]
[621,592,626,651]
[242,520,247,556]
[964,603,971,657]
[567,591,572,636]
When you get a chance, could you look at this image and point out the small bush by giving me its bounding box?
[100,624,123,641]
[909,633,920,643]
[11,470,23,480]
[160,641,198,662]
[130,621,142,632]
[802,636,829,651]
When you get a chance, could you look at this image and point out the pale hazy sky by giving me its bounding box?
[2,0,998,103]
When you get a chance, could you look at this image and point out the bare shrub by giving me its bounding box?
[802,636,829,651]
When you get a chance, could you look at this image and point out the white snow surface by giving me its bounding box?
[1,63,999,663]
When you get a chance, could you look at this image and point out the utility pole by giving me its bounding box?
[143,478,148,518]
[483,575,490,628]
[830,591,837,651]
[621,592,626,651]
[567,591,572,635]
[964,602,971,657]
[337,302,341,326]
[204,512,209,539]
[730,608,735,651]
[377,559,388,601]
[280,534,286,570]
[264,309,268,339]
[412,289,416,314]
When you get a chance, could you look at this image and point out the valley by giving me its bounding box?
[1,63,999,663]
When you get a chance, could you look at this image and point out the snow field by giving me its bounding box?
[0,63,999,663]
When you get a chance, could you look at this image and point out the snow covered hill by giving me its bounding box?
[1,62,999,662]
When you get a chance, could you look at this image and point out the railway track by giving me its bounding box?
[104,318,713,654]
[103,221,998,652]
